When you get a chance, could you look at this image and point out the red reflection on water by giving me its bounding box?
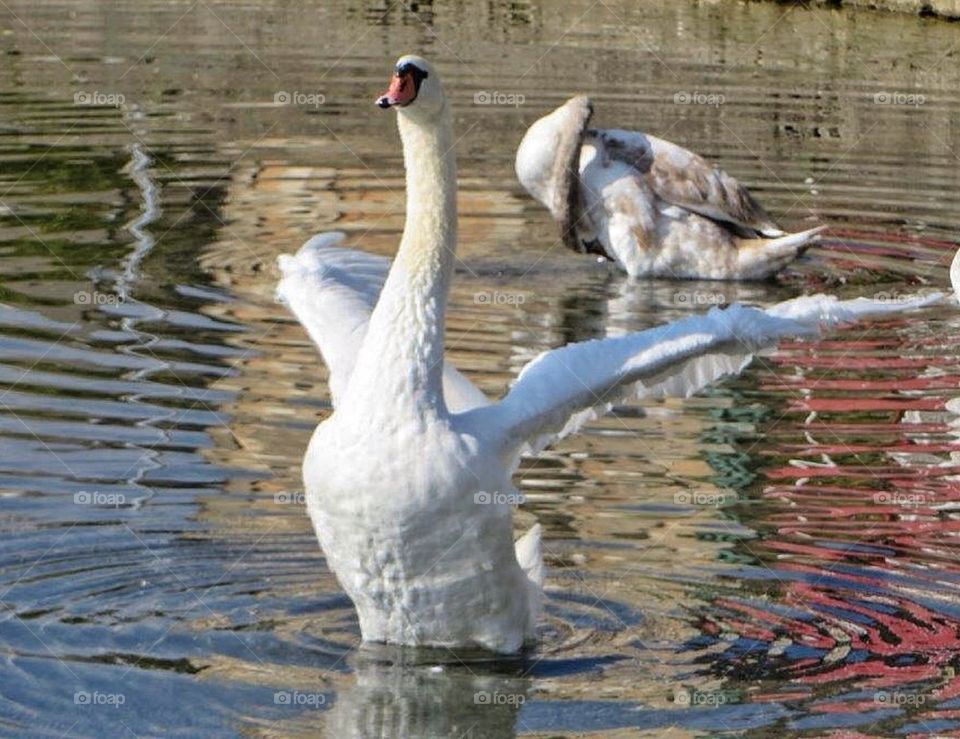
[697,254,960,735]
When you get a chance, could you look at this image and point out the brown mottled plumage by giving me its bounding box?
[516,96,823,280]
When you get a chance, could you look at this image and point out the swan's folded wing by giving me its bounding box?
[599,129,783,237]
[462,291,943,463]
[276,231,488,410]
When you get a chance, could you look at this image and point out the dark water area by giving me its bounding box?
[1,0,959,736]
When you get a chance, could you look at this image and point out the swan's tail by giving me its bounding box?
[736,225,825,279]
[514,523,544,635]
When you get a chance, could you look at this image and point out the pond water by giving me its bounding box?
[1,0,960,736]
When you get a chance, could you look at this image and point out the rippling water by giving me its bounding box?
[1,0,959,736]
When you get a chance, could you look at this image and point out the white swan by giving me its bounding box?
[276,55,946,653]
[952,247,960,302]
[515,96,824,280]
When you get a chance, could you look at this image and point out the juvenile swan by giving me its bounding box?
[277,55,944,653]
[516,96,824,280]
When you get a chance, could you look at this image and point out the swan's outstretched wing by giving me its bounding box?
[596,128,784,238]
[276,232,488,410]
[460,292,943,463]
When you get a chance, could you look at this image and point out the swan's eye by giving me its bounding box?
[396,62,427,81]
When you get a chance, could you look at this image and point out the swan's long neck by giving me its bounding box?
[342,101,457,421]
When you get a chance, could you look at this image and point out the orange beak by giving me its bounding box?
[376,71,417,108]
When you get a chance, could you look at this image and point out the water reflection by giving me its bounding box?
[321,648,531,739]
[684,301,960,734]
[2,0,960,735]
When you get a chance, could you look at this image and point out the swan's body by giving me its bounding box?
[277,233,543,649]
[277,56,947,653]
[515,96,824,280]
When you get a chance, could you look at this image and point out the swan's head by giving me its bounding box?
[376,55,444,120]
[515,96,593,252]
[515,95,593,220]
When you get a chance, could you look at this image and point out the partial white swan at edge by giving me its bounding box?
[276,55,952,653]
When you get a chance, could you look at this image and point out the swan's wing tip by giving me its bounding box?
[907,290,947,309]
[274,254,301,303]
[277,232,349,276]
[298,230,347,256]
[276,253,297,272]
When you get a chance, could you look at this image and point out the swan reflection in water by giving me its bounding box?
[308,646,531,739]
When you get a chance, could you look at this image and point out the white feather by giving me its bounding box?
[277,57,953,654]
[276,232,487,412]
[461,292,945,466]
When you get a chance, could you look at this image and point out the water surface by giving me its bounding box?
[1,1,960,736]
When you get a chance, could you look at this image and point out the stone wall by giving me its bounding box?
[806,0,960,19]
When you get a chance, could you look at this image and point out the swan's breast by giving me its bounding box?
[301,417,507,563]
[300,416,529,649]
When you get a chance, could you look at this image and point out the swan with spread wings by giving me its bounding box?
[276,55,945,653]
